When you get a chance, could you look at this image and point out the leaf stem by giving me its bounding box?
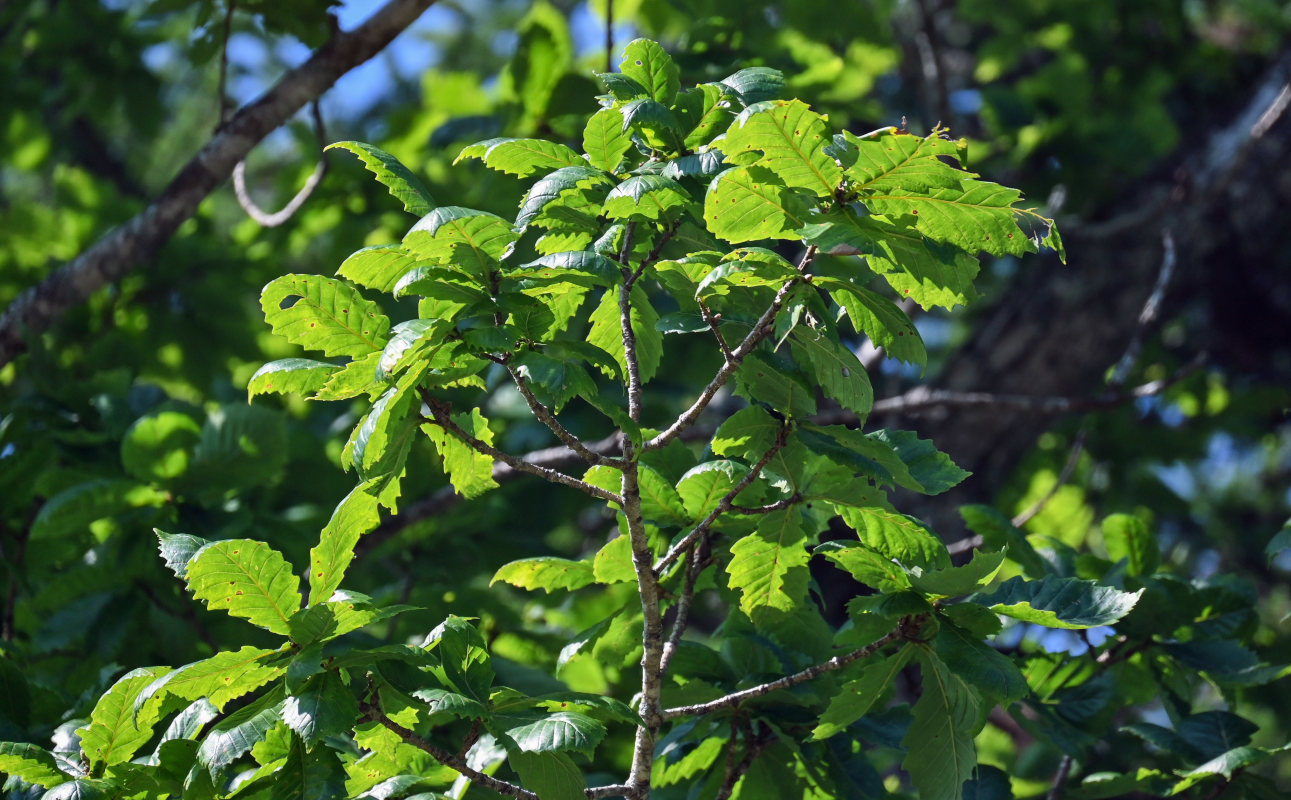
[419,389,622,505]
[506,364,622,467]
[644,246,816,452]
[654,424,789,573]
[661,622,911,719]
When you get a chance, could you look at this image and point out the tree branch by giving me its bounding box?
[662,623,910,720]
[421,393,623,505]
[506,364,621,467]
[654,424,789,573]
[644,246,815,452]
[0,0,437,367]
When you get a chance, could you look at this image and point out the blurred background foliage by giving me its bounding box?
[1,0,1289,793]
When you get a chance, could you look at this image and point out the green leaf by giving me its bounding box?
[870,429,970,495]
[403,206,517,280]
[658,737,725,786]
[704,166,810,243]
[860,181,1035,258]
[595,72,648,101]
[515,166,615,231]
[1102,514,1158,577]
[261,274,390,358]
[499,711,606,754]
[136,646,286,712]
[77,666,171,771]
[959,505,1048,578]
[735,351,817,418]
[722,99,841,196]
[261,735,347,800]
[510,1,572,124]
[902,651,980,800]
[813,277,926,367]
[813,645,913,740]
[582,107,632,173]
[1267,519,1291,564]
[422,408,499,498]
[492,558,595,593]
[727,508,810,617]
[0,742,69,789]
[412,688,488,721]
[456,137,584,177]
[515,251,621,288]
[620,38,680,105]
[40,779,113,800]
[289,597,410,646]
[30,479,168,542]
[838,506,950,570]
[326,141,435,216]
[586,285,662,385]
[838,129,969,193]
[721,67,785,105]
[639,464,689,527]
[186,404,288,495]
[121,410,202,483]
[283,672,358,745]
[247,359,336,401]
[976,576,1143,630]
[185,539,303,635]
[510,751,586,800]
[336,244,424,293]
[818,541,911,592]
[156,530,209,579]
[512,352,596,413]
[1173,747,1276,793]
[351,366,422,483]
[196,687,285,772]
[712,406,782,459]
[676,460,749,520]
[603,175,691,221]
[789,327,873,419]
[909,549,1007,598]
[311,351,384,402]
[593,535,635,584]
[675,84,736,149]
[934,620,1027,704]
[308,480,382,604]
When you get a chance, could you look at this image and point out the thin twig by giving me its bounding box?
[135,580,221,652]
[715,725,769,800]
[654,424,789,573]
[233,101,329,227]
[699,301,734,362]
[662,624,909,719]
[644,246,816,452]
[217,0,237,125]
[728,495,802,515]
[659,544,704,675]
[420,391,623,505]
[1045,755,1073,800]
[1012,426,1088,528]
[626,219,680,290]
[507,364,620,466]
[362,703,537,800]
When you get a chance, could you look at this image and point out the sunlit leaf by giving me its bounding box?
[185,539,303,635]
[327,141,435,216]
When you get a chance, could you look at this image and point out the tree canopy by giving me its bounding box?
[1,1,1289,799]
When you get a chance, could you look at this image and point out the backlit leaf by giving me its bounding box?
[136,646,286,713]
[492,558,595,593]
[185,539,303,635]
[582,107,632,173]
[722,99,840,196]
[727,508,809,617]
[247,359,336,401]
[0,742,68,789]
[1102,514,1158,577]
[813,646,913,740]
[308,480,382,605]
[620,38,680,105]
[336,244,425,293]
[261,274,390,358]
[77,666,171,770]
[838,506,950,570]
[789,328,873,418]
[327,141,434,216]
[704,166,810,243]
[586,285,663,385]
[457,137,583,177]
[422,408,499,498]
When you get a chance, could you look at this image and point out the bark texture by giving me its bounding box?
[0,0,437,367]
